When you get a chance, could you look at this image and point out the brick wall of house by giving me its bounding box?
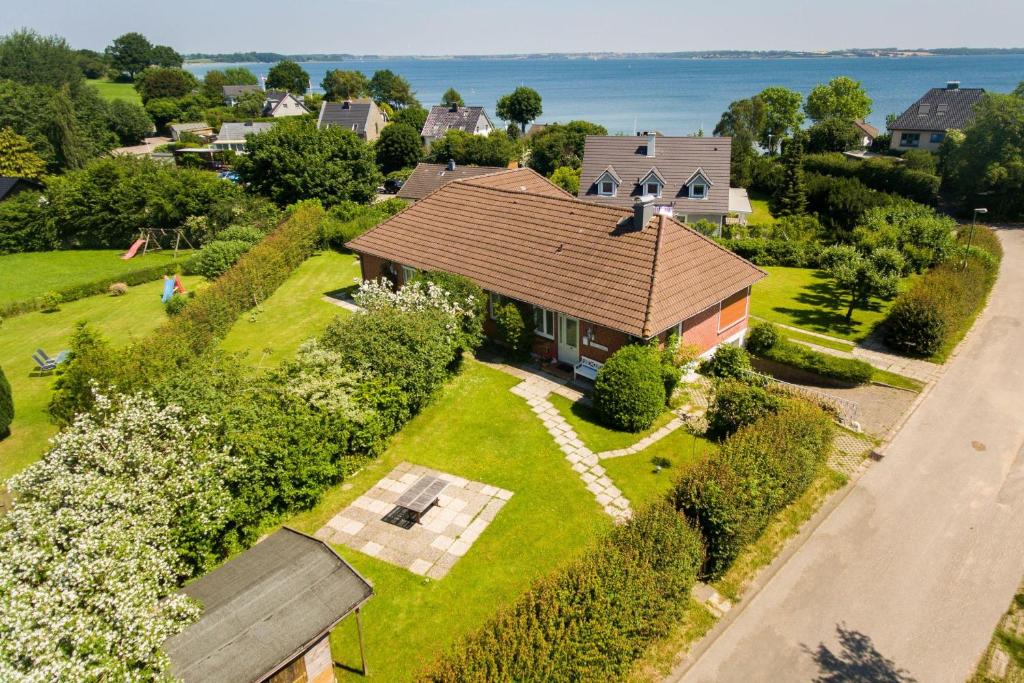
[579,323,631,364]
[678,288,751,353]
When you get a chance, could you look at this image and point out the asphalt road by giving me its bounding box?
[676,228,1024,683]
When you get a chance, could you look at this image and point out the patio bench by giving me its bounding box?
[394,474,448,524]
[573,357,603,383]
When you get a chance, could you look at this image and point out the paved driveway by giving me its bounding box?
[676,228,1024,683]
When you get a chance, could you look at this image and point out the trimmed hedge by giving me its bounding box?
[717,237,822,268]
[705,380,786,440]
[419,502,703,682]
[803,153,941,205]
[884,228,1001,357]
[673,402,834,578]
[746,321,872,384]
[594,344,666,431]
[0,365,12,439]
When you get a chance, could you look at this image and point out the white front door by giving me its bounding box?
[557,314,580,365]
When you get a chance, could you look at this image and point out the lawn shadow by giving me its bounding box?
[323,284,358,301]
[802,622,917,683]
[771,271,890,340]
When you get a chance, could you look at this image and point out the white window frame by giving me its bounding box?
[645,181,662,198]
[533,306,555,339]
[599,180,617,197]
[690,182,707,199]
[401,265,417,283]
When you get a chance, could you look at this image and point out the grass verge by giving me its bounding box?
[547,393,676,453]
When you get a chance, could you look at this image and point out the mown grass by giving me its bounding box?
[747,189,776,225]
[601,427,714,504]
[0,249,190,307]
[87,78,142,104]
[0,276,202,482]
[547,393,676,453]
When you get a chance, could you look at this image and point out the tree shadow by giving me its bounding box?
[770,271,891,339]
[803,623,917,683]
[323,285,358,301]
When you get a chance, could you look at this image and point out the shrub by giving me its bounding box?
[40,291,61,312]
[108,282,128,296]
[410,271,486,350]
[745,321,780,355]
[717,237,822,268]
[673,402,834,578]
[760,339,874,384]
[192,239,254,280]
[419,502,703,682]
[803,152,941,205]
[705,379,785,440]
[805,172,899,237]
[493,301,532,361]
[214,225,264,244]
[594,344,666,432]
[0,364,12,438]
[320,199,406,250]
[697,343,751,380]
[164,295,187,316]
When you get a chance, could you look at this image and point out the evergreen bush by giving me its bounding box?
[593,344,666,432]
[0,364,12,438]
[705,379,785,440]
[697,343,751,380]
[493,301,532,361]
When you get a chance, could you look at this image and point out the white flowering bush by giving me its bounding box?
[353,279,475,346]
[0,392,234,682]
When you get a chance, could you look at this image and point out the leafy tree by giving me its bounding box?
[496,86,543,132]
[549,166,580,194]
[236,118,382,206]
[806,118,861,153]
[224,66,258,85]
[233,90,267,117]
[772,133,807,216]
[426,129,517,167]
[715,95,767,185]
[104,99,154,145]
[369,69,419,109]
[150,44,182,68]
[134,66,197,102]
[265,59,309,95]
[758,86,804,153]
[74,48,110,79]
[940,91,1024,219]
[322,69,369,101]
[0,189,54,253]
[393,105,428,131]
[821,244,904,321]
[441,87,464,107]
[0,127,46,179]
[105,32,154,79]
[375,122,423,173]
[0,29,83,90]
[526,120,606,176]
[805,76,872,123]
[50,84,90,169]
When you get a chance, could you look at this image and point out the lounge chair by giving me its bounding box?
[32,352,57,373]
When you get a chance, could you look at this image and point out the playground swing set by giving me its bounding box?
[121,227,194,261]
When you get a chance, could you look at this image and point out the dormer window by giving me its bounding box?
[645,182,662,197]
[684,168,713,201]
[690,182,706,199]
[600,180,616,196]
[639,168,665,199]
[595,166,621,198]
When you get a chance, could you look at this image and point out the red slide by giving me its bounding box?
[121,239,145,260]
[173,274,186,294]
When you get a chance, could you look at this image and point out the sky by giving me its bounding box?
[6,0,1023,55]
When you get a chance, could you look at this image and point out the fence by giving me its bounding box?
[743,369,861,432]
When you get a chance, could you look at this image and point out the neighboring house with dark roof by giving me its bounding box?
[0,177,42,202]
[888,82,985,152]
[317,99,389,141]
[262,90,309,117]
[397,161,518,202]
[164,528,373,683]
[211,121,276,152]
[577,134,742,228]
[347,175,764,369]
[222,84,263,106]
[420,104,494,146]
[852,119,879,148]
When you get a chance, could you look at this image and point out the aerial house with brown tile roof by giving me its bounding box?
[346,171,765,373]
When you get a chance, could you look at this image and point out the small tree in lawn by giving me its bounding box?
[496,86,543,133]
[441,87,464,107]
[821,244,904,322]
[772,133,807,217]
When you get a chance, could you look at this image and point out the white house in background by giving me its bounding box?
[211,121,275,152]
[262,91,309,118]
[420,105,494,146]
[888,82,986,152]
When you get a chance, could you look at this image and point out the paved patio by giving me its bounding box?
[314,462,512,579]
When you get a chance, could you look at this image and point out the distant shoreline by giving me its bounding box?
[183,47,1024,65]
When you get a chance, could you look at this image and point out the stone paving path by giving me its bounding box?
[321,294,362,313]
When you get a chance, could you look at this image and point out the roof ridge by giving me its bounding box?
[641,215,667,337]
[448,180,630,216]
[665,214,766,276]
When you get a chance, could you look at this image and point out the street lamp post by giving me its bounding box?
[962,207,988,269]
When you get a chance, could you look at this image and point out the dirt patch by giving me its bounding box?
[781,381,917,438]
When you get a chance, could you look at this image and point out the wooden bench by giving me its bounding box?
[573,357,603,383]
[394,475,448,524]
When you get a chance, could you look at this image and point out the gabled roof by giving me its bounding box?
[169,122,213,134]
[460,167,575,198]
[578,136,732,214]
[263,92,309,116]
[216,121,275,142]
[396,162,508,200]
[318,99,386,137]
[164,528,372,683]
[684,167,713,186]
[640,167,667,186]
[347,181,763,337]
[421,105,493,139]
[889,85,985,132]
[596,165,622,185]
[0,176,42,201]
[221,84,262,99]
[853,119,879,138]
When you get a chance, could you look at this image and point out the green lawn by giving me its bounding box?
[0,249,191,308]
[0,276,201,482]
[747,189,776,225]
[87,78,142,104]
[751,266,909,342]
[286,362,612,681]
[547,393,676,453]
[219,250,361,366]
[602,427,714,504]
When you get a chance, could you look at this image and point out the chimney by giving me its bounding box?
[646,133,656,158]
[447,159,456,171]
[633,196,656,230]
[946,81,960,90]
[449,103,458,112]
[342,100,351,109]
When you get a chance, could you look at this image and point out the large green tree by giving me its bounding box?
[759,86,804,153]
[805,76,872,123]
[265,60,309,95]
[393,105,428,131]
[149,45,182,68]
[369,69,419,109]
[441,87,464,107]
[134,66,197,102]
[427,129,518,167]
[0,29,83,90]
[322,69,369,101]
[820,244,905,322]
[105,32,154,79]
[105,99,154,145]
[496,86,543,133]
[375,122,423,173]
[772,134,808,216]
[0,127,47,179]
[526,120,607,176]
[75,49,110,79]
[236,118,382,205]
[714,95,767,186]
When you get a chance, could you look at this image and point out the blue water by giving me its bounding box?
[186,55,1024,135]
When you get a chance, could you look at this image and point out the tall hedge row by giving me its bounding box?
[672,402,834,578]
[803,153,941,205]
[0,365,12,439]
[418,502,704,683]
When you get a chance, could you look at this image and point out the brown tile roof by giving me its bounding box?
[853,119,879,138]
[347,182,763,338]
[578,135,732,215]
[461,167,575,199]
[396,163,507,200]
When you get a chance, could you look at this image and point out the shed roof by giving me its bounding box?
[217,121,275,142]
[578,136,732,215]
[0,176,42,201]
[889,85,985,132]
[421,105,492,139]
[348,180,763,337]
[164,528,372,683]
